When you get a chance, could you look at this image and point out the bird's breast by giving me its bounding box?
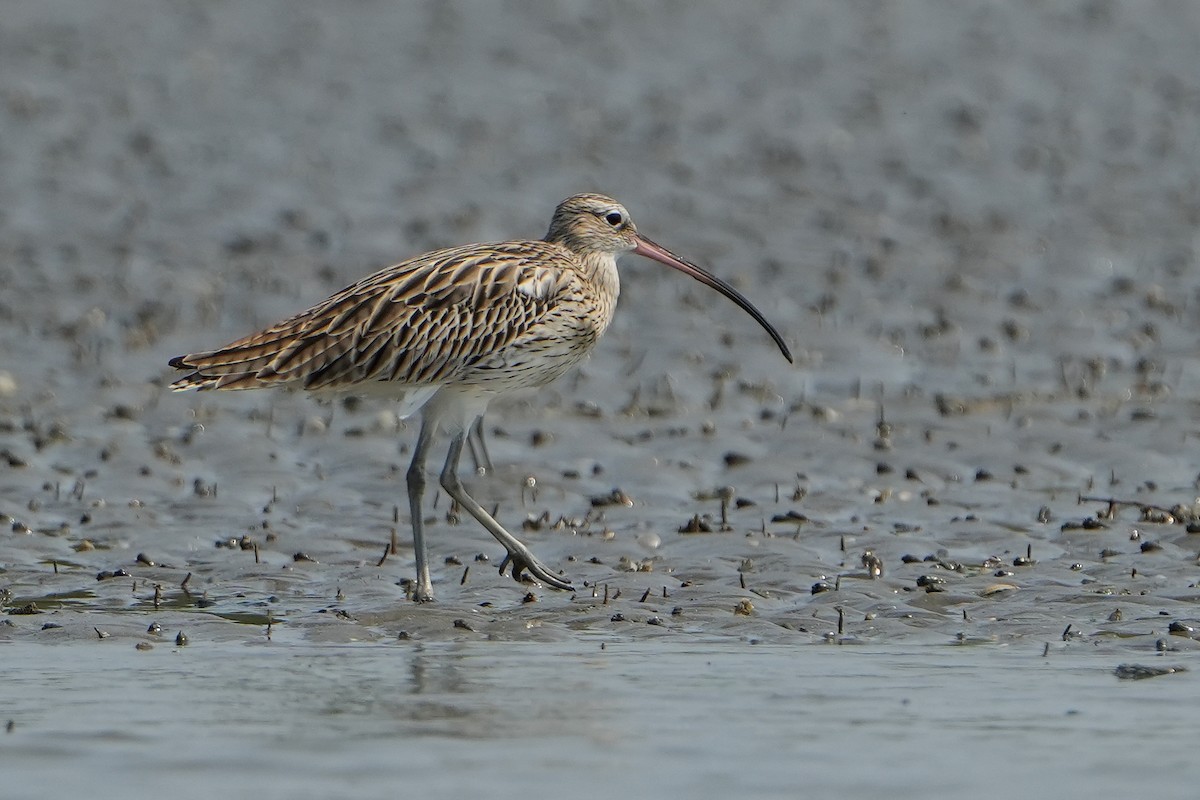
[456,269,618,392]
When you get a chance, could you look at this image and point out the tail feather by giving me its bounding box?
[168,346,294,392]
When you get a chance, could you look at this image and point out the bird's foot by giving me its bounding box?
[497,546,573,591]
[407,575,435,603]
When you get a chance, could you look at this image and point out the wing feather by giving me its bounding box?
[169,240,572,393]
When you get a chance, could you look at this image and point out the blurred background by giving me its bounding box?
[4,0,1197,408]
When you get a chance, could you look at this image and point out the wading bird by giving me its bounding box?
[170,193,792,601]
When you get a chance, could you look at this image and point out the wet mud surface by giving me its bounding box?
[1,3,1199,797]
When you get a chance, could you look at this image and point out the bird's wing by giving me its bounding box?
[169,240,571,391]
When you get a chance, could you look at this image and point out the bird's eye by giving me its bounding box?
[604,211,624,227]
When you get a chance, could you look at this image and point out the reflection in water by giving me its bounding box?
[1,637,1194,798]
[408,647,470,697]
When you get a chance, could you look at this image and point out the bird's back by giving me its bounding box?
[169,238,613,397]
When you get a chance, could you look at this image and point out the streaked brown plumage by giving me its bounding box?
[170,193,792,601]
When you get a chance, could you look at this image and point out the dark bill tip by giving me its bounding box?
[633,237,793,364]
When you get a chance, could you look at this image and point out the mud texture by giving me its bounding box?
[3,1,1200,652]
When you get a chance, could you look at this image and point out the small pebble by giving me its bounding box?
[1114,664,1187,680]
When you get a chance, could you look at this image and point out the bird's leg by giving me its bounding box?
[466,415,494,475]
[439,430,573,591]
[405,416,438,602]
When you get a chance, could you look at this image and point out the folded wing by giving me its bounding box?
[169,240,569,393]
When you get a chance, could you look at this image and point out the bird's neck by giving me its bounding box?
[577,251,620,302]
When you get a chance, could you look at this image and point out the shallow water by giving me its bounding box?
[4,1,1200,797]
[3,637,1195,800]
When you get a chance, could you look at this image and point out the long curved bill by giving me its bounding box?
[634,236,794,364]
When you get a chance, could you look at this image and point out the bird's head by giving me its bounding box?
[545,192,793,364]
[545,193,639,256]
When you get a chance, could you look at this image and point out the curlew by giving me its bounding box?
[169,193,792,601]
